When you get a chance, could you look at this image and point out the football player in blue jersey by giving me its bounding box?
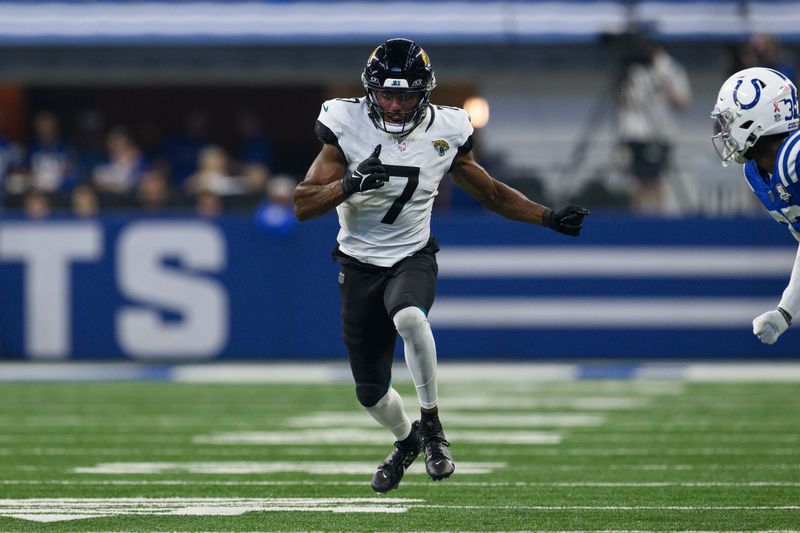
[711,67,800,345]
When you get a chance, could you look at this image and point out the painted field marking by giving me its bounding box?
[424,396,650,410]
[71,461,506,475]
[412,504,800,510]
[194,429,562,445]
[287,412,605,428]
[0,497,422,523]
[6,479,800,488]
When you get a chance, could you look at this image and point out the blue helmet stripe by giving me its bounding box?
[766,68,789,82]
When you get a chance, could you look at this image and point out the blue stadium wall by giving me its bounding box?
[1,211,798,360]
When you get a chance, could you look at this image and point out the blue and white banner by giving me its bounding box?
[0,212,798,360]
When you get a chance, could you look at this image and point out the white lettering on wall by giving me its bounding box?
[0,223,102,359]
[116,221,228,359]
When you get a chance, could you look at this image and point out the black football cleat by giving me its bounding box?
[419,417,455,481]
[370,421,421,493]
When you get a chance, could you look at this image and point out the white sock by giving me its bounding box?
[364,387,412,440]
[393,306,438,409]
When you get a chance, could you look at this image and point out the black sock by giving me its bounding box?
[420,410,439,428]
[399,427,419,448]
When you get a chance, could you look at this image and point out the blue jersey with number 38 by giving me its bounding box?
[744,130,800,242]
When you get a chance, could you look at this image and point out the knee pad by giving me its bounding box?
[393,306,428,337]
[355,382,388,407]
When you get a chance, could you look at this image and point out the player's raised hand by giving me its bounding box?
[341,144,389,196]
[543,205,590,236]
[753,308,792,345]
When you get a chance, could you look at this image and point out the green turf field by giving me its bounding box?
[0,377,798,532]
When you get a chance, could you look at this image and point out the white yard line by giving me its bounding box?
[0,498,422,523]
[287,412,605,428]
[5,362,800,383]
[194,429,563,445]
[4,480,800,488]
[70,461,506,475]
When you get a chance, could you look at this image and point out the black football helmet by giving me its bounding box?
[362,38,436,135]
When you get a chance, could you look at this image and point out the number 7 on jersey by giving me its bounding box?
[380,165,420,224]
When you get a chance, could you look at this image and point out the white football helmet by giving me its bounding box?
[711,67,799,165]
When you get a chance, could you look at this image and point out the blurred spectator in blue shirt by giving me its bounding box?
[159,109,212,185]
[0,109,24,205]
[254,174,297,237]
[92,125,149,201]
[26,111,79,194]
[235,109,275,194]
[74,108,107,184]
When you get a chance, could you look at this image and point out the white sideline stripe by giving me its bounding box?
[0,498,421,523]
[685,363,800,381]
[194,429,562,446]
[438,246,796,277]
[5,362,800,383]
[173,363,355,383]
[287,412,605,428]
[430,297,779,328]
[71,461,505,475]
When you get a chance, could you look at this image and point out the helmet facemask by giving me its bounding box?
[363,76,434,135]
[711,107,760,166]
[362,38,437,136]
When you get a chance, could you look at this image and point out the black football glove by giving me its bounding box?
[341,144,388,197]
[543,205,590,237]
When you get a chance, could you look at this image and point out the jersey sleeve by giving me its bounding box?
[315,100,343,145]
[777,131,800,188]
[456,108,474,151]
[742,161,758,193]
[445,109,475,172]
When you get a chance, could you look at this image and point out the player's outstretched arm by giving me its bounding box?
[755,243,800,344]
[449,151,589,236]
[293,144,349,221]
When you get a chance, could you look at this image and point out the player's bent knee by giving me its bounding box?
[355,383,388,407]
[392,306,428,337]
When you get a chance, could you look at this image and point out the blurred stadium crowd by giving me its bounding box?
[0,106,298,219]
[0,0,797,218]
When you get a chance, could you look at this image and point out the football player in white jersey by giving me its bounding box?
[711,67,800,345]
[293,38,589,493]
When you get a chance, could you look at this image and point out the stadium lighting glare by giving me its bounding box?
[463,96,489,128]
